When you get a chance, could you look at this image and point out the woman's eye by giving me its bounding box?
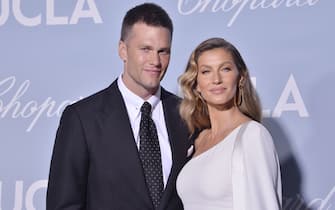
[222,67,231,72]
[201,70,210,74]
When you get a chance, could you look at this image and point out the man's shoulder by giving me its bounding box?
[161,87,181,103]
[67,81,119,112]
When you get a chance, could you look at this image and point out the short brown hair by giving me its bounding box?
[120,3,173,41]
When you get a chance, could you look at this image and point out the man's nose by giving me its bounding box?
[150,52,161,66]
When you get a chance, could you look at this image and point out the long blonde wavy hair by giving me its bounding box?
[179,38,262,134]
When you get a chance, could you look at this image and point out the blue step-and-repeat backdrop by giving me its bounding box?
[1,0,334,209]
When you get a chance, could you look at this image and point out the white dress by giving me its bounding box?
[176,121,282,210]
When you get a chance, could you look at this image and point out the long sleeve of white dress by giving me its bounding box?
[232,121,282,210]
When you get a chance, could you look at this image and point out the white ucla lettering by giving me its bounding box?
[251,76,256,87]
[25,180,48,210]
[13,181,23,210]
[250,77,271,117]
[272,74,309,117]
[13,0,41,26]
[0,0,9,25]
[70,0,103,24]
[46,0,68,25]
[0,0,102,26]
[0,180,48,210]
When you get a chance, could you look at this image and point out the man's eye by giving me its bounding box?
[141,47,150,52]
[159,50,170,55]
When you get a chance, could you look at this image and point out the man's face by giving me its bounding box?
[119,22,171,99]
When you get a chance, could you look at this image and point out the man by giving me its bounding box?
[46,3,191,210]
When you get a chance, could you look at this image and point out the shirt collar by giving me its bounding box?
[117,74,161,112]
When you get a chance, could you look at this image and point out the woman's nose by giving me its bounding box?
[212,71,222,84]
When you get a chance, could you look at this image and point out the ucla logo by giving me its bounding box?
[0,0,102,26]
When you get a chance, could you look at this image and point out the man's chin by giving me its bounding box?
[144,84,160,93]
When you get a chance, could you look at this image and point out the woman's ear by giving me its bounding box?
[239,76,245,86]
[196,84,201,93]
[118,41,127,62]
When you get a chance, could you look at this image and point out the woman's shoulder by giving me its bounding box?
[240,120,274,148]
[243,120,271,137]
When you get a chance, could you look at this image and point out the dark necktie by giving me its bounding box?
[139,102,164,209]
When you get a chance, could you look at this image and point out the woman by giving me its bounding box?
[176,38,282,210]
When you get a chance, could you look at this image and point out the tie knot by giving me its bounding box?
[141,102,152,116]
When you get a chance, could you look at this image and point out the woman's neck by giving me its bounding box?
[208,105,249,137]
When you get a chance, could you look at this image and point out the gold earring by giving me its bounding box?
[196,91,205,103]
[235,84,243,106]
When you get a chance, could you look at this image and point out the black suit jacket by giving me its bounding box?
[47,80,191,210]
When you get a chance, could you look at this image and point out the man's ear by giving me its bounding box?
[118,41,127,62]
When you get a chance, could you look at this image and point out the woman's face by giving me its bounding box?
[196,48,240,108]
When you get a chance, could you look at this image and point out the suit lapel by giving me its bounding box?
[100,83,188,209]
[99,80,152,206]
[159,89,189,209]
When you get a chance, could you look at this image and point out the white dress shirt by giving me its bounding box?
[117,75,172,187]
